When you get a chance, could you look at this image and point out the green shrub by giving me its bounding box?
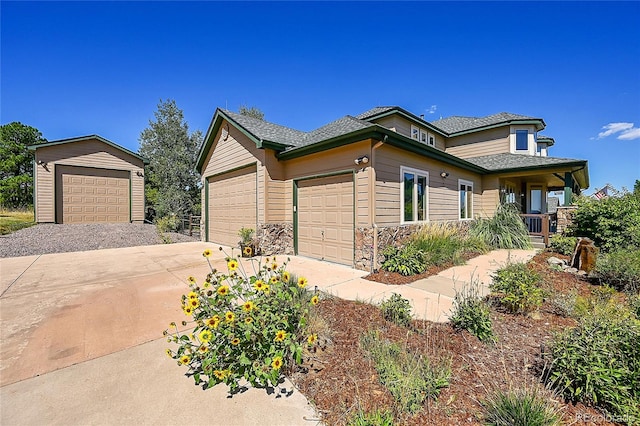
[449,279,494,343]
[348,409,395,426]
[629,294,640,318]
[594,248,640,294]
[569,191,640,253]
[469,204,531,250]
[380,293,412,327]
[0,208,35,235]
[381,245,426,276]
[360,330,450,414]
[156,214,180,233]
[482,386,562,426]
[490,263,543,314]
[549,234,577,256]
[545,302,640,422]
[164,251,318,393]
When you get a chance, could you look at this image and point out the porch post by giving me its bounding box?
[564,172,573,206]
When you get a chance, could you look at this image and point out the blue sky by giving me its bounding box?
[2,1,639,193]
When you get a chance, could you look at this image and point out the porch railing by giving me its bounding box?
[520,214,550,246]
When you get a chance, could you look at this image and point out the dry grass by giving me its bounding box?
[0,208,35,235]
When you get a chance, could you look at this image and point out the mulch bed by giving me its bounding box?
[363,252,483,285]
[290,252,617,425]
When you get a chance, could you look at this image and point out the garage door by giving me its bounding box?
[208,165,257,247]
[297,174,354,266]
[57,166,130,224]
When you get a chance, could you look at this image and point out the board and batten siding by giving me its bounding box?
[444,127,510,159]
[200,121,268,224]
[34,139,145,223]
[374,144,481,226]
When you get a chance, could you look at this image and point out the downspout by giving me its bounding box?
[370,135,387,272]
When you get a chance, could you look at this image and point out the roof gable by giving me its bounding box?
[29,135,149,164]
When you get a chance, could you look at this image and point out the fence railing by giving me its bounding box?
[180,215,201,237]
[520,214,550,246]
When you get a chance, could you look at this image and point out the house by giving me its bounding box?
[29,135,148,224]
[196,106,589,270]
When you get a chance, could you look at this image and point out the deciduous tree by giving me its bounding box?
[0,122,47,208]
[238,105,264,120]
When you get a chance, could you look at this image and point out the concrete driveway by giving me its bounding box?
[0,242,329,425]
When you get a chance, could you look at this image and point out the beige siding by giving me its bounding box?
[33,138,144,223]
[285,140,371,227]
[480,176,500,218]
[373,116,445,151]
[445,127,510,158]
[374,144,482,225]
[200,120,268,224]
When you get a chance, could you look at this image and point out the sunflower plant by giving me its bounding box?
[164,248,319,393]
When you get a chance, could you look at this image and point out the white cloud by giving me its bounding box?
[618,127,640,140]
[427,105,437,114]
[597,122,640,140]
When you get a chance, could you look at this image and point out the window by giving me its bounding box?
[459,179,473,220]
[411,125,419,140]
[516,130,528,151]
[429,135,435,147]
[401,167,428,223]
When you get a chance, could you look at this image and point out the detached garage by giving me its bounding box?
[30,135,148,224]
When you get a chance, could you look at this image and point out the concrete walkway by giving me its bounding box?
[0,242,536,425]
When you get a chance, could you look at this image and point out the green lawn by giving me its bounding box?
[0,209,35,235]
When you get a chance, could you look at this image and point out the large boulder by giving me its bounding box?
[570,237,598,273]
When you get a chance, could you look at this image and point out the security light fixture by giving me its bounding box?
[355,156,369,165]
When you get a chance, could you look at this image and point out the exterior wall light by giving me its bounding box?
[440,171,449,178]
[355,156,369,165]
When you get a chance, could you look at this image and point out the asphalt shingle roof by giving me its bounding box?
[222,109,307,147]
[355,106,397,120]
[465,153,585,171]
[430,112,541,134]
[301,116,375,146]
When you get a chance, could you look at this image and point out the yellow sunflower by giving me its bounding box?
[297,277,308,288]
[179,355,190,365]
[271,356,283,370]
[189,298,199,308]
[307,334,318,345]
[242,301,255,312]
[243,246,253,257]
[206,316,221,329]
[199,329,213,342]
[203,249,212,258]
[310,295,319,305]
[217,285,230,296]
[198,345,209,354]
[274,330,287,342]
[225,311,235,323]
[262,284,270,294]
[253,279,266,291]
[188,291,198,300]
[270,276,280,284]
[165,349,173,358]
[213,370,225,380]
[271,262,278,270]
[188,276,197,284]
[227,259,239,271]
[282,271,290,282]
[245,317,253,324]
[231,338,240,345]
[183,306,194,316]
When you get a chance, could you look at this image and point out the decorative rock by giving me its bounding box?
[570,237,598,273]
[566,267,579,274]
[577,270,587,276]
[547,256,566,266]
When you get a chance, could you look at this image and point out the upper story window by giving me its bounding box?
[459,179,473,220]
[401,166,428,223]
[411,125,436,147]
[516,130,528,151]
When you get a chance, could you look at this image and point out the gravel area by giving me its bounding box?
[0,223,199,258]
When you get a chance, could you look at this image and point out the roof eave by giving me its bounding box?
[448,119,546,137]
[487,160,589,188]
[363,108,449,137]
[276,128,383,160]
[28,135,149,164]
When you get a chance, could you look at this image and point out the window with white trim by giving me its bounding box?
[401,167,428,223]
[515,130,528,151]
[459,179,473,220]
[411,125,420,140]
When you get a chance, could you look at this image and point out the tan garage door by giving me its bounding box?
[208,165,257,247]
[297,174,354,266]
[57,166,130,224]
